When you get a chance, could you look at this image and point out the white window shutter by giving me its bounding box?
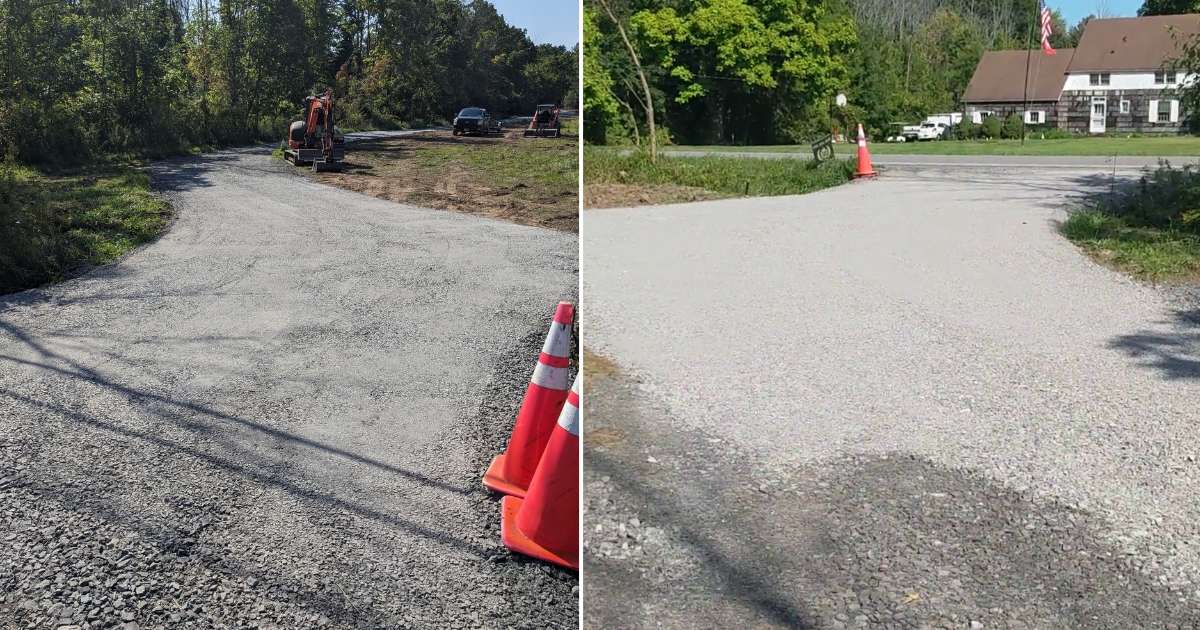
[1171,100,1180,122]
[1149,100,1159,123]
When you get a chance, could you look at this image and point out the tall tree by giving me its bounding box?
[1139,0,1200,14]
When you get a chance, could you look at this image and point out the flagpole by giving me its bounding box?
[1022,0,1037,146]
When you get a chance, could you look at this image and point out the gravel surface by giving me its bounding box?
[0,145,577,628]
[585,368,1199,629]
[582,163,1200,626]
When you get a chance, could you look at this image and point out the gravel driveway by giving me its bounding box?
[0,146,577,628]
[583,163,1200,628]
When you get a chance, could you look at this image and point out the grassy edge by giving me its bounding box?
[1,163,172,295]
[583,146,855,208]
[649,136,1200,157]
[1061,210,1200,282]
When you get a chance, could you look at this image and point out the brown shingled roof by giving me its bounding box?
[1069,14,1200,72]
[962,49,1075,104]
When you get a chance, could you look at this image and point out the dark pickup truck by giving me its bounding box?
[453,107,502,136]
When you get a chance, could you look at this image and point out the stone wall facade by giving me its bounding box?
[963,101,1061,127]
[966,89,1188,135]
[1058,89,1186,134]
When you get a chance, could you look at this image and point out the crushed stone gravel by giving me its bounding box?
[0,146,577,629]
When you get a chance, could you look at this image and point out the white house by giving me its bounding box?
[963,14,1200,134]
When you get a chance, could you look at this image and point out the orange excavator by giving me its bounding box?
[524,104,562,138]
[283,89,345,172]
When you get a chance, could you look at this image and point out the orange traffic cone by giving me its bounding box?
[483,301,574,498]
[855,123,877,178]
[500,375,579,570]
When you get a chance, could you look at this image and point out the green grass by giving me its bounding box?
[413,142,577,190]
[663,136,1200,157]
[1,163,171,294]
[585,146,855,200]
[1061,211,1200,281]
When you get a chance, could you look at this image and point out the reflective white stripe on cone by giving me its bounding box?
[500,375,580,570]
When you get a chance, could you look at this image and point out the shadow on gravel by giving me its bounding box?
[883,168,1130,215]
[584,369,1200,628]
[148,153,243,193]
[586,448,820,629]
[0,319,485,561]
[1107,307,1200,380]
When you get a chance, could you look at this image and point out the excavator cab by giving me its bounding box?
[524,104,561,138]
[283,89,346,172]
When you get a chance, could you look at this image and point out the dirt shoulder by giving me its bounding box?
[307,131,578,232]
[584,183,727,209]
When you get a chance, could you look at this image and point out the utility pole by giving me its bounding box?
[1021,0,1038,146]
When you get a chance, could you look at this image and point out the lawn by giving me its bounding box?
[584,146,855,208]
[664,136,1200,157]
[1062,211,1200,281]
[305,131,578,231]
[1,163,171,294]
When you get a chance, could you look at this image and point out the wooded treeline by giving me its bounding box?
[584,0,1176,146]
[1,0,576,167]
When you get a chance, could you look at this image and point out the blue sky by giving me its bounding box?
[1052,0,1142,24]
[491,0,579,47]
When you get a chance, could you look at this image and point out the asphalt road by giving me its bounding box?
[0,146,577,628]
[583,162,1200,628]
[661,149,1197,171]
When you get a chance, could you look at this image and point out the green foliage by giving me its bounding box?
[0,1,575,167]
[956,119,979,140]
[1032,126,1076,140]
[586,0,1051,148]
[1062,162,1200,278]
[0,162,170,294]
[1001,113,1023,140]
[1062,161,1200,280]
[1116,162,1200,232]
[1062,211,1200,280]
[587,0,856,145]
[1046,9,1071,49]
[1139,0,1200,15]
[981,115,1002,139]
[583,8,621,144]
[1173,23,1200,133]
[584,147,855,197]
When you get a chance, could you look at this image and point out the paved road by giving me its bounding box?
[0,146,577,628]
[583,163,1200,628]
[661,149,1198,171]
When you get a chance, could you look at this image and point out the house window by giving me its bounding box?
[1119,99,1131,114]
[1155,69,1179,85]
[1090,73,1110,86]
[1150,99,1180,123]
[1025,110,1045,124]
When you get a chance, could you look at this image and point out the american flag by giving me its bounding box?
[1041,2,1057,56]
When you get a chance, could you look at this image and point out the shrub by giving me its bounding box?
[956,119,979,140]
[1117,162,1200,233]
[0,162,60,293]
[1037,126,1075,140]
[980,115,1002,139]
[0,164,170,294]
[1062,210,1123,240]
[1001,113,1024,139]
